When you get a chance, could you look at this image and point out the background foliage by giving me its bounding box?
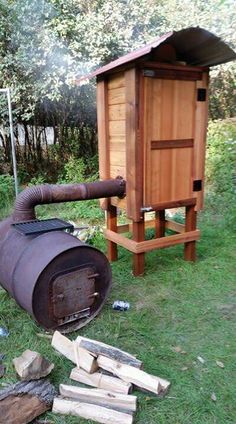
[0,0,235,182]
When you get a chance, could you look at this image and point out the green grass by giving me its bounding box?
[0,202,236,424]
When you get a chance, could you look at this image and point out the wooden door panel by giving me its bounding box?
[144,77,196,205]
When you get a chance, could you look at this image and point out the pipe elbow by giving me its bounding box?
[12,185,52,222]
[12,178,126,223]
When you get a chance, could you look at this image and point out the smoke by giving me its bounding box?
[7,0,93,93]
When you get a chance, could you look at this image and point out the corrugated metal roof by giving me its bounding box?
[76,27,236,83]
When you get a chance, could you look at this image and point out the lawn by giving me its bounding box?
[0,198,236,424]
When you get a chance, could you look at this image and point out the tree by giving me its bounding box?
[0,0,235,179]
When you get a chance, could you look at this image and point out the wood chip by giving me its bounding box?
[216,360,224,368]
[13,350,54,381]
[172,346,182,353]
[197,356,205,364]
[211,392,217,402]
[181,366,188,371]
[36,333,53,340]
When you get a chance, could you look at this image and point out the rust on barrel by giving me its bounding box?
[0,178,126,332]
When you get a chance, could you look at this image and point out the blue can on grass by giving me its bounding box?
[112,300,130,311]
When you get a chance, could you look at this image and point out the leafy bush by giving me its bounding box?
[28,175,46,186]
[59,157,86,184]
[59,155,99,184]
[205,120,236,227]
[209,65,236,120]
[206,120,236,195]
[58,156,102,222]
[0,174,14,209]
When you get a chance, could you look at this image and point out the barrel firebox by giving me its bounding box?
[0,178,126,332]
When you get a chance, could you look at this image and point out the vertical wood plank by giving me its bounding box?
[155,210,165,238]
[107,205,118,261]
[132,219,145,276]
[193,71,209,210]
[184,206,197,261]
[97,79,110,210]
[125,68,143,222]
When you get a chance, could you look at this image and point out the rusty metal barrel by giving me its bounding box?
[0,178,126,332]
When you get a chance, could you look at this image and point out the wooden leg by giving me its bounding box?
[184,206,197,261]
[132,220,145,276]
[106,206,118,262]
[155,210,165,238]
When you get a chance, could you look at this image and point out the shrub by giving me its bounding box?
[59,155,99,184]
[206,120,236,195]
[0,174,15,210]
[59,157,86,184]
[55,155,101,222]
[28,175,46,186]
[0,174,15,218]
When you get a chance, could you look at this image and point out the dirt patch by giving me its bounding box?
[217,303,236,319]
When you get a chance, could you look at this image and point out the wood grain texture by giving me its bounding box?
[143,77,196,205]
[125,68,144,221]
[97,355,170,396]
[104,228,200,254]
[142,197,196,211]
[109,104,126,120]
[110,165,126,179]
[97,80,110,210]
[106,205,118,261]
[142,61,206,73]
[73,343,98,374]
[59,384,137,412]
[110,150,126,166]
[53,398,133,424]
[165,219,185,234]
[108,87,126,105]
[193,71,209,210]
[110,196,127,210]
[76,336,142,368]
[109,120,125,137]
[51,331,97,372]
[0,380,55,424]
[13,349,54,381]
[70,368,132,394]
[104,229,137,253]
[51,331,75,363]
[151,139,193,149]
[143,68,202,81]
[184,205,197,261]
[108,72,125,90]
[155,210,165,238]
[132,220,145,276]
[135,230,200,253]
[107,73,127,210]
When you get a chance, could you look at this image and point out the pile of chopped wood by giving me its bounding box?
[51,331,171,424]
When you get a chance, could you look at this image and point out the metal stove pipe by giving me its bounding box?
[13,178,126,222]
[0,178,126,333]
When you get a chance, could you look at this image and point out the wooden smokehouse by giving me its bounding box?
[78,27,236,276]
